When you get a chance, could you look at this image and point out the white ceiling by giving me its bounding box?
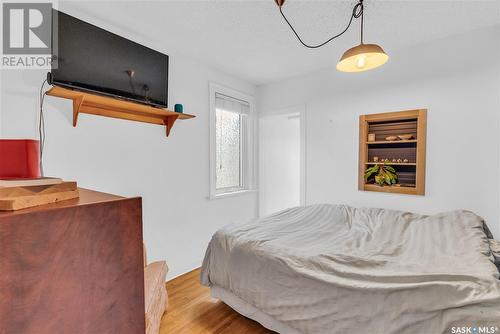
[61,0,500,85]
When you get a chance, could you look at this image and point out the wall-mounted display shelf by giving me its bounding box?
[47,86,195,137]
[359,109,427,195]
[367,140,418,145]
[365,162,417,166]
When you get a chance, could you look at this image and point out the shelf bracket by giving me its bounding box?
[165,115,179,137]
[72,96,84,127]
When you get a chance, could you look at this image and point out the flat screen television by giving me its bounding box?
[50,10,169,108]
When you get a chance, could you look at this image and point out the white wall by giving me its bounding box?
[0,22,258,280]
[259,113,300,216]
[258,26,500,237]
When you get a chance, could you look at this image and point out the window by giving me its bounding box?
[210,83,255,198]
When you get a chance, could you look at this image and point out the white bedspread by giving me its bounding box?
[201,204,500,334]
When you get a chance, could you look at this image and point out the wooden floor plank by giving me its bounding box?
[160,268,275,334]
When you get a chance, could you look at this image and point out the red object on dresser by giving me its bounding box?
[0,139,40,179]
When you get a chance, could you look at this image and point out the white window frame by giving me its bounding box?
[209,82,256,199]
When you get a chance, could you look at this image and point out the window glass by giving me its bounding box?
[215,109,241,190]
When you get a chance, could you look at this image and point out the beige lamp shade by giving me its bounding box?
[336,43,388,73]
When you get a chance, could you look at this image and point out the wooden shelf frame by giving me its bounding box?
[359,109,427,196]
[47,85,195,137]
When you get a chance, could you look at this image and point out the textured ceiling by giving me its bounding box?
[60,0,500,85]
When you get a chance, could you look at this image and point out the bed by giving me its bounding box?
[200,204,500,334]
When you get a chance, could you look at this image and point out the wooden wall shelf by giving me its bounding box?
[367,140,418,145]
[47,86,195,137]
[359,109,427,196]
[363,184,419,195]
[365,162,417,166]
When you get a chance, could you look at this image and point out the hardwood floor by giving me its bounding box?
[159,268,275,334]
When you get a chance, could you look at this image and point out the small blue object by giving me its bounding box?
[174,104,184,113]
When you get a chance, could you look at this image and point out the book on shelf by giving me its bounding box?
[0,177,63,188]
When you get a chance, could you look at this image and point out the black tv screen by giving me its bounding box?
[51,10,168,108]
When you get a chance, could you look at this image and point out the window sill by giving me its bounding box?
[209,189,258,200]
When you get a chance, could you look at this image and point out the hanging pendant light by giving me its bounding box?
[276,0,388,73]
[336,1,388,72]
[337,44,388,72]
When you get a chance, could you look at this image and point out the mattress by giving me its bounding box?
[200,204,500,334]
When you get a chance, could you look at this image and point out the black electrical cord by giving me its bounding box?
[279,0,364,49]
[128,76,136,95]
[39,79,48,176]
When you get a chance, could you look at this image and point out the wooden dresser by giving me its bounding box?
[0,188,145,334]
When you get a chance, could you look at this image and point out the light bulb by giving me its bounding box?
[356,55,367,69]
